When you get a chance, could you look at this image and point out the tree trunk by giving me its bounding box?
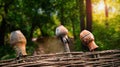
[71,17,76,39]
[0,2,10,45]
[86,0,92,32]
[29,23,35,40]
[78,0,86,32]
[104,0,109,28]
[104,0,108,18]
[78,0,89,51]
[60,1,65,25]
[0,16,7,45]
[29,11,38,40]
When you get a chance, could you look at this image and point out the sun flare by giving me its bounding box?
[97,1,105,11]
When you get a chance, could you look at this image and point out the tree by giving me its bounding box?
[104,0,109,28]
[0,0,13,45]
[78,0,86,32]
[86,0,92,32]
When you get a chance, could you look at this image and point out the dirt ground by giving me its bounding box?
[33,36,75,55]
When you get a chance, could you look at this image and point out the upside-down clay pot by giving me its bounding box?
[55,25,68,37]
[10,30,27,57]
[80,30,98,51]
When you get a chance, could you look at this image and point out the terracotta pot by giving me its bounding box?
[55,25,68,37]
[10,30,27,57]
[88,41,98,51]
[80,30,98,51]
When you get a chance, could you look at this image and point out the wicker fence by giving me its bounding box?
[0,50,120,67]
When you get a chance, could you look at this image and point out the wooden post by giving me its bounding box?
[55,25,72,57]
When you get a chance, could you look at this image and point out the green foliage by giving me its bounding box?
[0,0,120,60]
[26,41,38,55]
[74,39,82,51]
[92,9,120,50]
[0,44,15,60]
[93,22,120,50]
[0,41,37,60]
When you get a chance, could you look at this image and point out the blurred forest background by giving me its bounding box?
[0,0,120,60]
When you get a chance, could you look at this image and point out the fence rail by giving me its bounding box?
[0,50,120,67]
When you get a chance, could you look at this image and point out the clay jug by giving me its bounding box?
[10,30,27,57]
[80,30,98,51]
